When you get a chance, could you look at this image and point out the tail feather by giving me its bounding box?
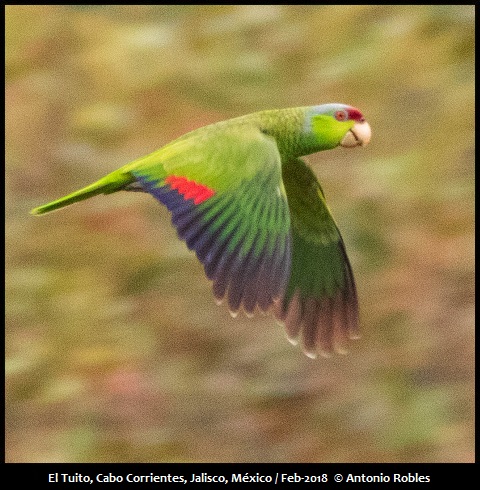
[30,170,134,215]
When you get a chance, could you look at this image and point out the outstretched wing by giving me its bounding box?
[274,158,359,357]
[129,124,292,316]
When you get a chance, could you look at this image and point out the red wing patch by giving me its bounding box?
[165,175,215,205]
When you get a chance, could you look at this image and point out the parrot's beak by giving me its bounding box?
[341,121,371,148]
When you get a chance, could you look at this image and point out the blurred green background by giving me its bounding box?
[6,5,474,463]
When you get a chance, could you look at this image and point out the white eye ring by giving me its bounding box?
[335,110,348,121]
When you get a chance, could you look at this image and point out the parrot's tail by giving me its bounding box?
[30,170,134,215]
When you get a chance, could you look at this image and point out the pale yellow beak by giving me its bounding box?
[340,121,371,148]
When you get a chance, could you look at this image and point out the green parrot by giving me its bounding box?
[31,104,371,358]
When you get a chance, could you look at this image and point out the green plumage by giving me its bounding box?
[31,103,371,358]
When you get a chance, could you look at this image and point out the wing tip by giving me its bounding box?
[274,284,361,359]
[286,334,299,346]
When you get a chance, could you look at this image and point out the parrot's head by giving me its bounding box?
[306,103,371,151]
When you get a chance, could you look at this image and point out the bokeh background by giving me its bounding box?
[6,5,474,463]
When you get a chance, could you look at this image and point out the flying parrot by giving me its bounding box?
[31,104,371,358]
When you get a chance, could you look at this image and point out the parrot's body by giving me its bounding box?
[31,104,371,358]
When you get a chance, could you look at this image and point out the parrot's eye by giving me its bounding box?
[335,110,348,121]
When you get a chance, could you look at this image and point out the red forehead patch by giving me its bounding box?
[346,107,365,122]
